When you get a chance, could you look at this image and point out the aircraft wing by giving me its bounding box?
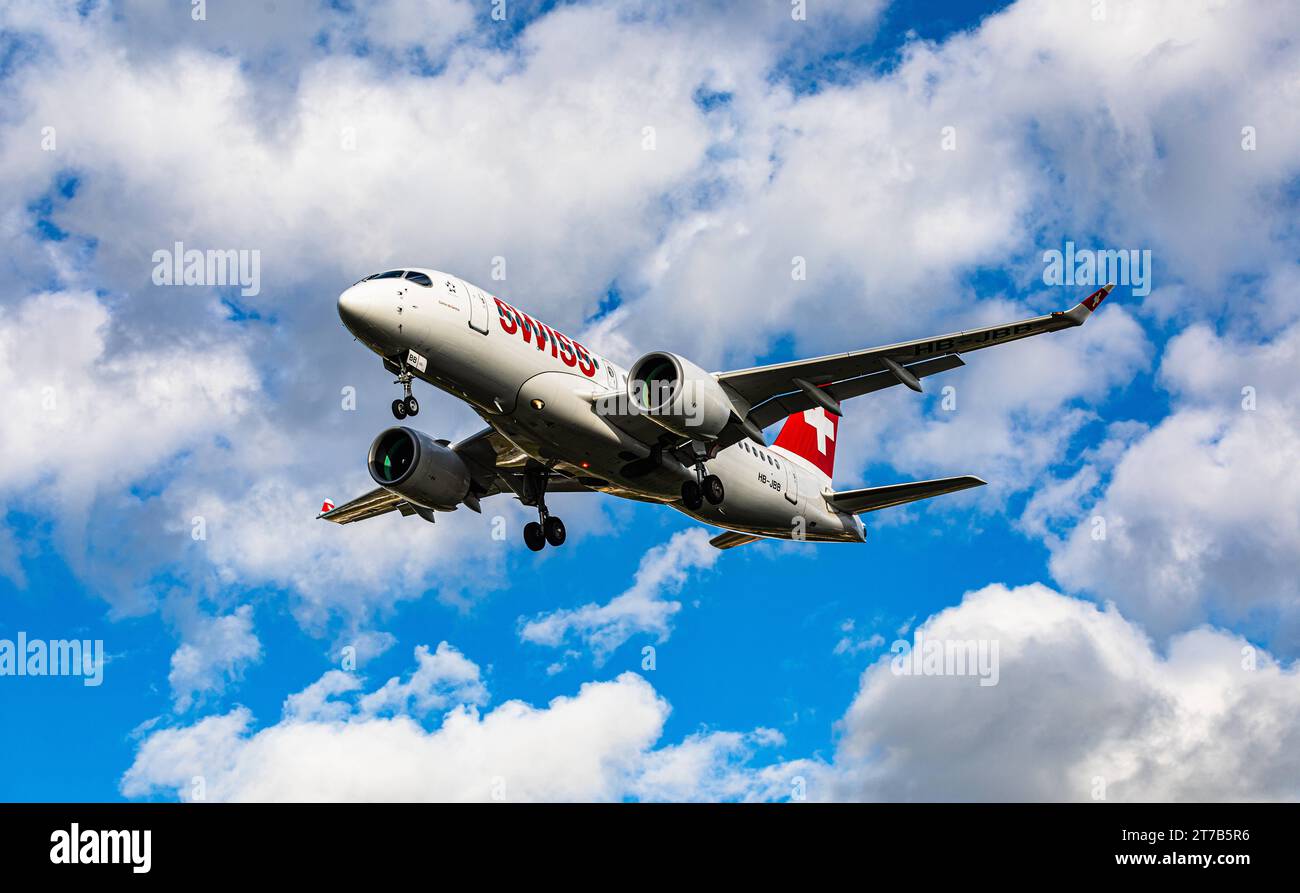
[320,426,593,525]
[318,488,405,524]
[452,425,593,499]
[717,285,1113,431]
[828,475,986,514]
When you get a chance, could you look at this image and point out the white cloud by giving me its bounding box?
[0,291,258,506]
[358,0,477,57]
[827,582,1300,802]
[168,473,517,632]
[518,528,719,663]
[359,642,488,717]
[628,727,808,803]
[282,670,363,724]
[1047,321,1300,640]
[166,603,262,712]
[122,644,796,802]
[123,581,1300,802]
[0,290,259,611]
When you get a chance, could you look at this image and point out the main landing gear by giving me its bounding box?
[523,514,566,552]
[521,468,566,552]
[681,448,725,511]
[391,365,420,419]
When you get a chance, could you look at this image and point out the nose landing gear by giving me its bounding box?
[391,366,420,419]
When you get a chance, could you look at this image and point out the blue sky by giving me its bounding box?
[2,0,1299,802]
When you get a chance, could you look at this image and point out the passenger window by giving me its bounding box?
[405,272,433,287]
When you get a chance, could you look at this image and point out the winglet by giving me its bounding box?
[1059,283,1114,326]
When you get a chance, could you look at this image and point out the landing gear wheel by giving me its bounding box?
[523,521,546,552]
[703,474,725,505]
[544,516,566,547]
[681,480,703,511]
[393,364,417,419]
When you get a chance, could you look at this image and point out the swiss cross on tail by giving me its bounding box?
[773,407,839,478]
[1080,285,1111,311]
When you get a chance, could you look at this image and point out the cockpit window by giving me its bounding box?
[405,272,433,287]
[367,270,406,280]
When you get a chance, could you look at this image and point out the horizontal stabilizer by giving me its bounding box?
[829,475,986,515]
[709,530,762,550]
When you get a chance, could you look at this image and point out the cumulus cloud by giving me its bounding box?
[0,289,259,610]
[122,642,798,802]
[609,0,1300,366]
[518,528,719,663]
[124,581,1300,802]
[1046,321,1300,642]
[282,670,363,724]
[358,642,489,718]
[169,473,517,632]
[627,727,808,803]
[0,291,258,507]
[827,583,1300,802]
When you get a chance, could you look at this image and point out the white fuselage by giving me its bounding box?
[337,269,865,543]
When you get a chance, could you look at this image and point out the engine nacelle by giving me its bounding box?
[367,427,472,511]
[627,351,734,441]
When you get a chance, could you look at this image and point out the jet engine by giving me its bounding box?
[627,351,735,441]
[368,427,473,511]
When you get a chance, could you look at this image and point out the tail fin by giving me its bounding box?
[772,407,839,479]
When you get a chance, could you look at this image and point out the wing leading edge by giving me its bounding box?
[717,285,1115,430]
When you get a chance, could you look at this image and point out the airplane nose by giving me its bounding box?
[338,284,379,338]
[337,285,362,329]
[338,279,402,352]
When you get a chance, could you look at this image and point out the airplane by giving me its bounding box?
[320,268,1114,551]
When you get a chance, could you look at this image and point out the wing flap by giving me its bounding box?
[709,530,762,550]
[747,355,965,430]
[829,475,986,514]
